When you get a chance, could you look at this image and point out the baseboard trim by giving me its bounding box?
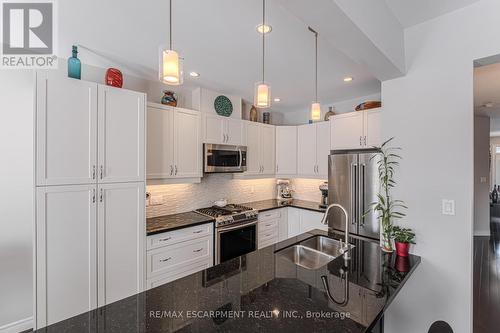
[474,230,491,237]
[0,317,33,333]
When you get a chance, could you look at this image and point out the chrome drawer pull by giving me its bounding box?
[158,237,172,242]
[193,230,203,234]
[265,224,272,227]
[160,257,172,262]
[193,248,203,253]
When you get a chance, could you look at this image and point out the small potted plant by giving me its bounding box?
[392,226,416,257]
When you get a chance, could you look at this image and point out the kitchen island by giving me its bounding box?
[34,229,420,333]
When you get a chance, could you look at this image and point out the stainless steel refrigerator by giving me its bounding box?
[327,150,381,240]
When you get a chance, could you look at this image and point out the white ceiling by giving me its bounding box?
[474,62,500,132]
[58,0,382,112]
[385,0,480,28]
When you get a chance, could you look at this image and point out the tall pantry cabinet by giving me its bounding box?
[35,71,146,328]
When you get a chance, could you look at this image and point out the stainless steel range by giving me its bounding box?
[196,204,258,264]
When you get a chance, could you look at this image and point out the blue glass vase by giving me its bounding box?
[68,45,81,79]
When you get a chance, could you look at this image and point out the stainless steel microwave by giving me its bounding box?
[204,144,247,173]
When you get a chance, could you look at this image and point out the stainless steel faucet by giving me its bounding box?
[321,203,350,258]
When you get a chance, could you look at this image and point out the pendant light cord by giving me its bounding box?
[262,0,265,83]
[309,27,318,102]
[169,0,173,50]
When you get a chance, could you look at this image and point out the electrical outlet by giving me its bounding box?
[480,177,487,183]
[442,199,455,216]
[150,194,164,206]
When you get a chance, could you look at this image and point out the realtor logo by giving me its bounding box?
[1,0,57,68]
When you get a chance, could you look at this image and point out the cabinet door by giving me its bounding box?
[330,112,364,150]
[278,208,289,242]
[98,182,145,307]
[225,118,243,145]
[98,85,145,183]
[146,106,174,179]
[364,109,381,147]
[36,185,97,327]
[300,209,327,233]
[174,109,201,178]
[316,122,331,178]
[245,122,261,175]
[287,207,301,238]
[36,72,97,186]
[260,125,276,175]
[203,114,224,144]
[297,124,317,177]
[276,127,297,176]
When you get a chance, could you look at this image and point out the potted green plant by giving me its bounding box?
[368,137,408,252]
[392,226,416,257]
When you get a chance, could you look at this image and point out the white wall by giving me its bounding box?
[0,70,35,330]
[382,1,500,332]
[281,92,381,125]
[474,116,490,236]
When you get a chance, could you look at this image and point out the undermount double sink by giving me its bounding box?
[277,236,354,270]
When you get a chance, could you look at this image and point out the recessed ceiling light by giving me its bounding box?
[189,71,200,77]
[343,76,353,82]
[274,98,281,102]
[256,24,272,34]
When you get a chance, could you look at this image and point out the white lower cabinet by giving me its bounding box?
[146,223,213,289]
[286,207,327,238]
[35,183,145,328]
[257,209,282,249]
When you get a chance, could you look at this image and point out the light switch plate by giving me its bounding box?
[442,199,455,216]
[480,177,487,183]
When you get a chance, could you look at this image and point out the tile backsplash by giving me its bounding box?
[146,175,327,218]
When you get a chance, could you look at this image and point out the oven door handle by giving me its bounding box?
[218,220,257,233]
[238,148,243,168]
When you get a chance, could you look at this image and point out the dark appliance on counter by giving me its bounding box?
[327,149,381,240]
[195,204,258,264]
[204,144,247,173]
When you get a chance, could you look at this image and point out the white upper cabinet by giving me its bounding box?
[36,72,97,186]
[146,104,201,180]
[297,122,330,178]
[202,114,243,145]
[276,126,297,176]
[98,85,145,183]
[36,185,97,328]
[331,108,381,149]
[297,124,317,177]
[174,108,202,177]
[97,182,145,307]
[364,109,382,147]
[243,122,275,176]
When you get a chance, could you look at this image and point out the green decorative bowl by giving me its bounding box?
[214,95,233,117]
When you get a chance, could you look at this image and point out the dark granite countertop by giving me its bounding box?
[36,229,420,333]
[147,211,215,236]
[242,199,326,213]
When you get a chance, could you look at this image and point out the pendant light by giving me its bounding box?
[254,0,271,108]
[159,0,183,85]
[309,27,321,121]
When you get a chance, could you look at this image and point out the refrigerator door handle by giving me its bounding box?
[351,163,357,225]
[359,163,366,227]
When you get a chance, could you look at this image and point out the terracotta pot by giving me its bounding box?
[395,241,410,257]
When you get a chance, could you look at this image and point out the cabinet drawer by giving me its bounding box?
[258,210,281,221]
[258,229,278,249]
[147,236,212,278]
[146,258,212,290]
[147,223,213,250]
[258,219,278,233]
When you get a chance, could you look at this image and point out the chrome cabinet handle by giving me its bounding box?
[99,188,103,202]
[92,165,96,180]
[364,136,367,146]
[175,165,178,175]
[160,257,172,262]
[359,136,362,146]
[193,248,203,253]
[158,237,171,242]
[92,189,96,203]
[276,164,279,173]
[100,165,103,179]
[170,165,173,176]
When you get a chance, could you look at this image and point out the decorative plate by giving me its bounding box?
[214,95,233,117]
